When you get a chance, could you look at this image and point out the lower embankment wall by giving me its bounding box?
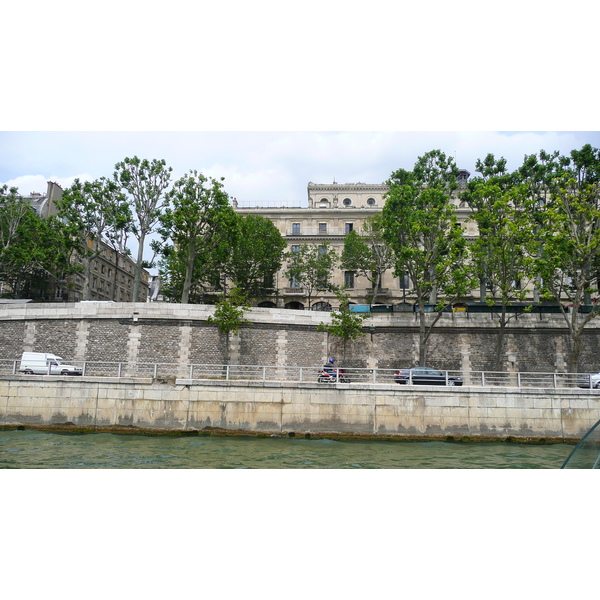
[2,376,599,440]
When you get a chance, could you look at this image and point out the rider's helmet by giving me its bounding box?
[328,357,335,364]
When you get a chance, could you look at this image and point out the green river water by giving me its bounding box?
[0,430,574,468]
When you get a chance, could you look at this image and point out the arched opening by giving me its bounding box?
[257,301,276,308]
[285,301,305,310]
[312,301,332,312]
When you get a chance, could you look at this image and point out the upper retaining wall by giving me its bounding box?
[1,302,600,373]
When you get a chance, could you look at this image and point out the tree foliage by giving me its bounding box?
[317,291,368,341]
[340,214,394,304]
[382,150,474,365]
[463,155,539,370]
[532,144,600,372]
[58,178,131,300]
[156,171,236,304]
[114,156,172,301]
[284,243,338,308]
[223,214,286,300]
[207,285,252,336]
[1,185,76,299]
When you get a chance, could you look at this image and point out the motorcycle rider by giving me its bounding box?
[323,357,336,373]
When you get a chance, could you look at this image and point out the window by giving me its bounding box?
[344,271,355,289]
[92,277,97,289]
[343,198,352,206]
[372,272,383,289]
[367,197,376,206]
[345,223,353,234]
[318,222,327,234]
[101,264,105,274]
[318,245,326,255]
[291,245,300,253]
[263,274,274,289]
[292,223,301,234]
[290,277,300,289]
[55,287,63,299]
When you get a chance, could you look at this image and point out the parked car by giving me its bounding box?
[577,372,600,389]
[395,366,463,386]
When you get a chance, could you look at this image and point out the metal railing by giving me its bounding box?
[0,359,598,390]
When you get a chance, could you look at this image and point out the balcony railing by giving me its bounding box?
[286,228,352,236]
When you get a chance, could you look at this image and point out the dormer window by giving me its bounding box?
[343,198,352,206]
[367,197,376,206]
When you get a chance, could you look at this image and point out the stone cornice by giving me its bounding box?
[308,182,389,193]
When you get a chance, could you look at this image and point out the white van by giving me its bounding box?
[19,352,83,376]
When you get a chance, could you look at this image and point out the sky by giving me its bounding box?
[2,131,600,207]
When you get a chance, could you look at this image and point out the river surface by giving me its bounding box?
[0,430,574,468]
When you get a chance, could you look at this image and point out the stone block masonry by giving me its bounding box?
[1,376,599,440]
[2,301,600,375]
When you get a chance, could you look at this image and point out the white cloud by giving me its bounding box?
[3,131,600,204]
[3,173,95,195]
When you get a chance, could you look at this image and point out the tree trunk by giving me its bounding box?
[181,238,196,304]
[82,250,92,300]
[133,230,146,302]
[494,318,507,372]
[418,300,427,366]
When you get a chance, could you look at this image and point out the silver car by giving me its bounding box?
[578,373,600,389]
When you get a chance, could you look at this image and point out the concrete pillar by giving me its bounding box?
[23,321,36,352]
[74,320,90,361]
[126,323,140,376]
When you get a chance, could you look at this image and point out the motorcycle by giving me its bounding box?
[317,367,350,383]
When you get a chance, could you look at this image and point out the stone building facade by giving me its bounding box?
[8,181,149,302]
[234,175,475,310]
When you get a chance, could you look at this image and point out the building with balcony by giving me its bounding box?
[234,175,475,310]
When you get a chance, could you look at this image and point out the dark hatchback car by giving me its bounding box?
[394,367,463,386]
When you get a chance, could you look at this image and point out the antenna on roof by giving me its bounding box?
[333,177,337,184]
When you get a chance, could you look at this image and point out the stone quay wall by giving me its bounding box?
[2,302,600,440]
[2,301,600,373]
[1,376,599,440]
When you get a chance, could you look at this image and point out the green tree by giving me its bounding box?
[463,155,539,370]
[156,171,237,304]
[207,285,252,366]
[1,185,76,299]
[533,144,600,373]
[114,156,172,301]
[317,291,368,362]
[283,243,338,308]
[382,150,474,365]
[340,214,395,305]
[517,149,571,302]
[224,214,286,300]
[58,178,131,300]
